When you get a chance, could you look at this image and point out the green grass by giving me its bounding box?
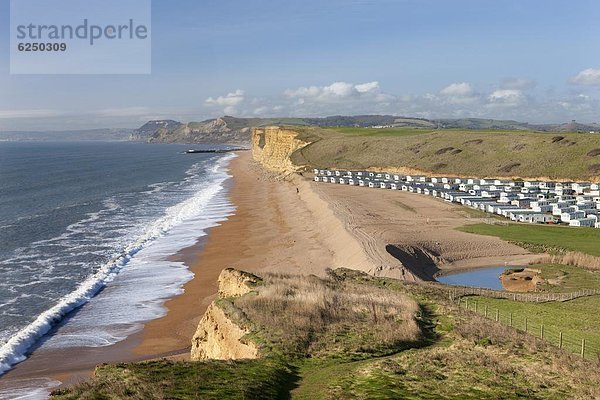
[293,127,600,181]
[465,296,600,361]
[314,347,568,400]
[53,270,600,399]
[536,264,600,292]
[458,223,600,257]
[52,357,295,400]
[325,127,434,137]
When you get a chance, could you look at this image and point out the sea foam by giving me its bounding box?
[0,153,236,376]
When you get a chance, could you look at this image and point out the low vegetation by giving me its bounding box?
[51,358,294,400]
[53,269,600,399]
[464,296,600,361]
[292,127,600,181]
[536,263,600,292]
[458,223,600,257]
[235,272,422,360]
[325,126,434,137]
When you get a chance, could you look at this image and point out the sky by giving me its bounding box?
[1,0,600,130]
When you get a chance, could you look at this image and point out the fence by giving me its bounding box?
[443,284,600,303]
[457,296,600,361]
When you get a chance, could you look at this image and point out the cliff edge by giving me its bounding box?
[190,268,261,361]
[251,126,315,174]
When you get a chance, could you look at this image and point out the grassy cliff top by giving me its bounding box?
[53,269,600,399]
[289,127,600,181]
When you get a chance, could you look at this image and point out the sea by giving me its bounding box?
[0,141,236,396]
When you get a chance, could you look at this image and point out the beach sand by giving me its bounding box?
[0,151,541,393]
[0,151,348,391]
[133,152,346,357]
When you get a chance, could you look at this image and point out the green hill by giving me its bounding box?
[291,128,600,181]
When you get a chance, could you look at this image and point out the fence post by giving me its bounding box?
[509,312,513,327]
[581,339,586,358]
[495,309,499,322]
[559,332,563,349]
[525,317,528,332]
[465,298,468,310]
[484,305,488,318]
[541,324,544,340]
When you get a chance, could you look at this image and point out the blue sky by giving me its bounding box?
[1,0,600,130]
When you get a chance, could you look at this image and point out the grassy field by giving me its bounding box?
[464,296,600,361]
[53,270,600,399]
[457,223,600,257]
[325,127,434,137]
[537,264,600,292]
[52,357,294,400]
[325,126,563,137]
[291,128,600,181]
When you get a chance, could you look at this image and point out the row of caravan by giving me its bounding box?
[312,169,600,229]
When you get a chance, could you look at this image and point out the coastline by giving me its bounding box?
[1,149,545,396]
[0,152,238,391]
[0,150,348,395]
[133,151,344,357]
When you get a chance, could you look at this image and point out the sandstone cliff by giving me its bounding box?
[190,269,261,361]
[217,267,261,298]
[251,127,313,174]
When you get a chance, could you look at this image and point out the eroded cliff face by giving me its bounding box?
[190,302,259,360]
[190,269,261,361]
[218,267,261,298]
[252,127,310,173]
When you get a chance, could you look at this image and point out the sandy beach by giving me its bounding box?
[0,151,354,392]
[0,150,542,394]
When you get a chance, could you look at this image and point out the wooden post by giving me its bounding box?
[495,309,499,322]
[541,324,544,340]
[559,332,563,349]
[581,339,586,358]
[484,305,488,318]
[509,312,513,327]
[525,318,528,332]
[465,298,468,310]
[475,301,478,313]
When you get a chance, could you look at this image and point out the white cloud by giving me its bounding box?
[354,81,380,93]
[205,89,245,107]
[223,106,238,115]
[440,82,473,97]
[253,106,269,115]
[487,89,525,107]
[284,86,321,98]
[571,68,600,85]
[196,79,599,125]
[284,81,381,100]
[438,82,479,105]
[323,81,356,97]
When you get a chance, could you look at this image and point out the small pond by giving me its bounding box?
[437,266,509,290]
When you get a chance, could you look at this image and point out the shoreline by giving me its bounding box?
[0,151,349,394]
[0,153,238,391]
[1,150,547,396]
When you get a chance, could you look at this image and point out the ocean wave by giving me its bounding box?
[0,153,236,376]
